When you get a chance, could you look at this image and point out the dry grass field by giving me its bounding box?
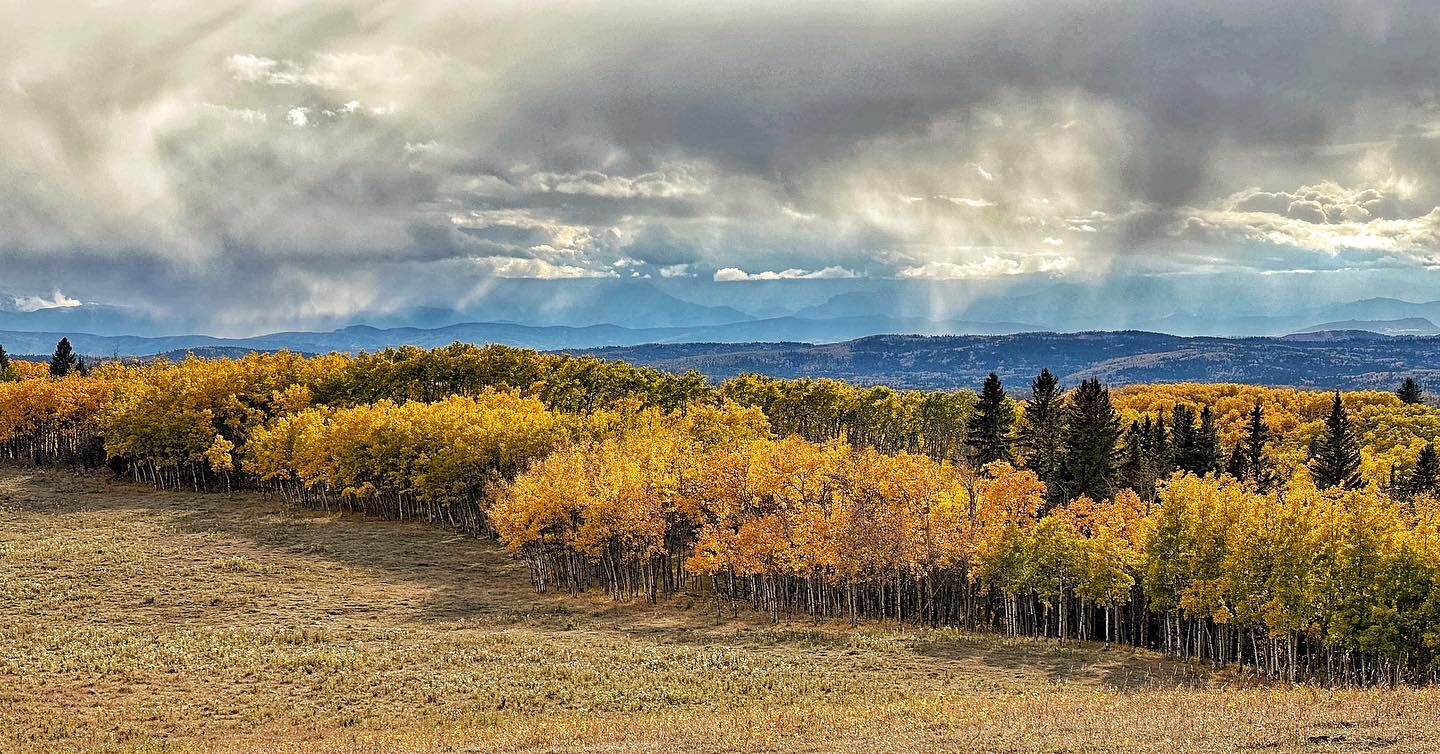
[3,467,1439,753]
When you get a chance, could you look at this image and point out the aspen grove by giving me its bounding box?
[3,342,1440,684]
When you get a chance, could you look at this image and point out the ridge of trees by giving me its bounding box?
[2,339,1440,684]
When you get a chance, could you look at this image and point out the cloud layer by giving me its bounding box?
[5,0,1440,331]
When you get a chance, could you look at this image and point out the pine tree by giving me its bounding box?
[1242,403,1273,491]
[1018,369,1064,492]
[0,343,11,381]
[1412,443,1439,498]
[1060,378,1122,502]
[1309,392,1363,490]
[76,357,89,377]
[49,337,77,378]
[1397,377,1425,405]
[966,372,1014,465]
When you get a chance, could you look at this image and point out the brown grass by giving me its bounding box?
[2,467,1437,753]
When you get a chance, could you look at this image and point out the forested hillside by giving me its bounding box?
[4,340,1440,685]
[7,327,1440,391]
[578,331,1440,390]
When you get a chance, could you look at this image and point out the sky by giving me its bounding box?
[4,0,1440,334]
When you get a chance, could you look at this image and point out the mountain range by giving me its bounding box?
[0,315,1042,358]
[8,279,1440,340]
[3,323,1438,392]
[2,278,1440,392]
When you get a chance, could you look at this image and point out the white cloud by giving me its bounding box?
[897,255,1075,279]
[1173,183,1440,261]
[201,103,267,124]
[223,54,281,83]
[10,2,1440,329]
[524,166,709,199]
[475,257,617,279]
[713,266,858,281]
[225,49,426,91]
[13,290,82,312]
[935,195,996,208]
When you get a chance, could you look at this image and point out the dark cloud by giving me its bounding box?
[4,0,1440,332]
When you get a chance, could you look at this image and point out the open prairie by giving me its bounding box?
[1,467,1436,753]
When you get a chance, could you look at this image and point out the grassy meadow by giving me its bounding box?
[3,467,1438,753]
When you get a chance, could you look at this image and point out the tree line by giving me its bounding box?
[3,338,1440,684]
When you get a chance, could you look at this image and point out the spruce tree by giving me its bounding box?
[1119,422,1145,487]
[1018,369,1064,493]
[1170,404,1220,475]
[76,357,89,377]
[1060,378,1122,502]
[1170,404,1198,472]
[0,343,11,381]
[966,372,1014,465]
[1242,403,1273,491]
[1224,443,1249,480]
[1194,406,1221,474]
[1120,419,1160,501]
[49,337,77,378]
[1149,414,1173,477]
[1397,377,1425,405]
[1412,443,1439,498]
[1308,392,1363,490]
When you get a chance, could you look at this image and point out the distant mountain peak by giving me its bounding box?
[1295,318,1440,337]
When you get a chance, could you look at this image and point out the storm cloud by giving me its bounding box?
[5,0,1440,331]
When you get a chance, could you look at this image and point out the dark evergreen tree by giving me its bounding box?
[1018,369,1064,495]
[1412,443,1440,498]
[1149,414,1173,477]
[49,337,77,378]
[1060,378,1123,502]
[966,372,1014,465]
[1224,443,1249,480]
[1397,377,1425,405]
[0,343,11,381]
[1120,418,1165,501]
[1308,392,1363,490]
[1119,421,1147,492]
[76,357,89,377]
[1169,404,1197,471]
[1241,403,1273,491]
[1169,404,1220,475]
[1194,406,1221,474]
